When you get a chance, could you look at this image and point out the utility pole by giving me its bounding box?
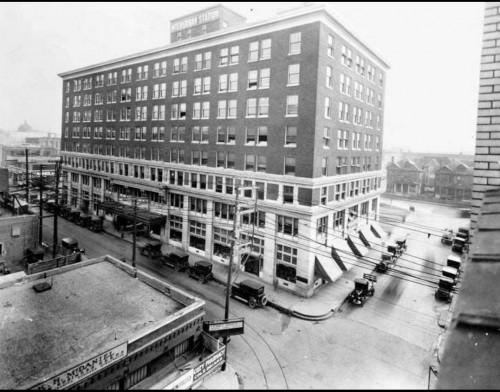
[38,164,44,245]
[25,148,29,203]
[52,158,62,258]
[221,184,253,372]
[132,196,137,267]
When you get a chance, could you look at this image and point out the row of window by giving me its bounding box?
[66,33,303,93]
[327,71,382,108]
[64,124,379,153]
[64,95,300,123]
[339,41,382,86]
[65,65,303,109]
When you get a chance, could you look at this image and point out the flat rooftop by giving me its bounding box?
[0,259,185,389]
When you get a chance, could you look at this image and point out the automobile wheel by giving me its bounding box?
[260,296,268,306]
[248,297,256,308]
[174,265,181,272]
[185,269,191,278]
[199,276,205,284]
[435,291,439,299]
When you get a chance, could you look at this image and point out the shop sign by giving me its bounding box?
[192,347,225,382]
[31,342,128,390]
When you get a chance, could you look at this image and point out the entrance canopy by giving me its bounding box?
[330,237,356,272]
[97,201,166,227]
[370,221,388,240]
[348,234,370,257]
[359,226,383,250]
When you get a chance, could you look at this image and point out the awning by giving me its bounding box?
[348,234,370,257]
[370,221,387,240]
[330,237,356,271]
[315,254,343,283]
[111,179,167,194]
[359,225,383,250]
[96,201,166,226]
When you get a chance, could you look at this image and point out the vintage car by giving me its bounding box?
[89,216,104,233]
[61,237,85,254]
[76,214,92,228]
[446,254,462,276]
[457,226,470,241]
[441,266,459,285]
[435,277,454,302]
[162,251,189,271]
[451,236,467,254]
[377,251,397,272]
[59,205,72,219]
[394,234,408,254]
[139,241,163,258]
[231,279,268,308]
[441,230,454,245]
[348,274,377,306]
[67,208,81,223]
[185,260,213,284]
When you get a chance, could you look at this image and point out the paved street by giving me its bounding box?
[40,199,468,389]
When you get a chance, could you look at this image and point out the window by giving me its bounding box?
[287,64,300,86]
[283,185,294,203]
[325,97,332,119]
[107,71,117,85]
[95,74,104,87]
[135,106,147,121]
[322,158,328,176]
[327,34,334,57]
[246,98,257,117]
[245,154,255,171]
[121,68,132,83]
[219,48,229,67]
[153,60,167,77]
[323,127,331,148]
[341,45,352,67]
[376,136,380,150]
[94,110,103,122]
[284,157,296,175]
[217,100,227,119]
[73,95,81,107]
[337,129,348,149]
[285,126,297,147]
[379,72,384,87]
[216,125,236,144]
[201,101,210,119]
[194,51,211,71]
[121,88,131,102]
[135,126,147,141]
[229,73,238,91]
[106,90,117,104]
[229,46,239,64]
[321,187,328,205]
[119,126,130,140]
[247,68,270,89]
[326,66,333,88]
[190,197,207,214]
[356,56,365,76]
[106,109,116,122]
[227,99,237,118]
[317,216,328,235]
[289,32,301,54]
[218,74,228,92]
[351,131,361,149]
[202,76,210,94]
[378,93,383,109]
[136,65,149,80]
[286,95,298,116]
[367,64,375,82]
[258,97,269,117]
[120,107,131,121]
[339,102,350,122]
[377,115,382,130]
[340,74,351,95]
[354,107,363,125]
[136,86,148,101]
[336,156,348,174]
[94,93,103,105]
[249,39,271,61]
[277,216,298,236]
[257,155,267,172]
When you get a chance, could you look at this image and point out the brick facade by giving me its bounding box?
[472,2,500,230]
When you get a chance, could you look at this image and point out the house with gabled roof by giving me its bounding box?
[385,158,423,196]
[434,161,473,201]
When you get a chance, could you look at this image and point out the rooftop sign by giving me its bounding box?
[31,342,128,390]
[170,9,220,32]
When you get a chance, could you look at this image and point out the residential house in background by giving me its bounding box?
[385,159,423,196]
[434,161,473,202]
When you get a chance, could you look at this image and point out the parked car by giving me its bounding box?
[139,241,163,258]
[61,237,85,254]
[457,226,470,242]
[89,216,104,233]
[441,230,454,245]
[452,236,467,254]
[394,235,408,254]
[377,251,397,272]
[162,251,189,271]
[231,279,268,308]
[185,260,213,284]
[435,277,454,302]
[446,254,462,276]
[441,266,459,285]
[76,214,92,228]
[348,274,377,306]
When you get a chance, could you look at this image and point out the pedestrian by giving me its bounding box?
[428,233,431,239]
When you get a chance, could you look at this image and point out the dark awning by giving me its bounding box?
[97,201,166,226]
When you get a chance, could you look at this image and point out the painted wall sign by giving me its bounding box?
[163,369,194,390]
[170,9,220,32]
[31,342,128,390]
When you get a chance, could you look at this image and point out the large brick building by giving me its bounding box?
[58,4,389,297]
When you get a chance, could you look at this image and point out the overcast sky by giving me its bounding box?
[0,2,484,154]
